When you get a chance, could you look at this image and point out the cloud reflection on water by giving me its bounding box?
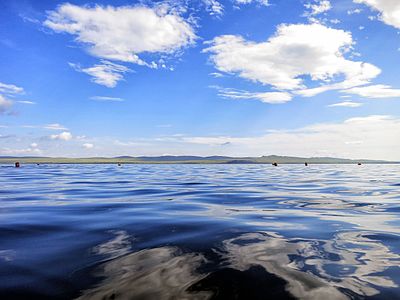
[77,229,400,299]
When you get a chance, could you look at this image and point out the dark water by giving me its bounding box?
[1,164,400,300]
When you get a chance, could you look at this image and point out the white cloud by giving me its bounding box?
[234,0,270,6]
[7,116,399,159]
[355,0,400,29]
[90,96,125,102]
[70,61,130,88]
[30,143,38,148]
[176,115,400,160]
[50,131,72,141]
[204,23,380,94]
[343,84,400,98]
[44,3,196,65]
[0,82,24,95]
[328,101,363,107]
[0,147,42,155]
[44,123,68,130]
[347,8,363,15]
[0,82,24,115]
[209,72,224,78]
[304,0,332,16]
[17,100,36,105]
[216,87,293,104]
[83,143,94,149]
[203,0,224,15]
[0,95,13,114]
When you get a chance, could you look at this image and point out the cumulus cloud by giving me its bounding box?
[90,96,124,102]
[44,3,196,65]
[83,143,94,149]
[328,101,363,107]
[355,0,400,29]
[50,131,72,141]
[343,84,400,98]
[204,23,380,95]
[69,61,130,88]
[216,87,292,104]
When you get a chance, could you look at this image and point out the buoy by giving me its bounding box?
[15,162,20,168]
[272,162,278,166]
[358,163,362,166]
[305,162,308,166]
[118,163,121,166]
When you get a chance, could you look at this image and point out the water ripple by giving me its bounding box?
[1,164,400,299]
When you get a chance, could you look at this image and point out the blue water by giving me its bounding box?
[1,164,400,299]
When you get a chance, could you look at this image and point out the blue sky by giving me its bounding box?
[1,0,400,159]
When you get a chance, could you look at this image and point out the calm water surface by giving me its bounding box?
[1,164,400,299]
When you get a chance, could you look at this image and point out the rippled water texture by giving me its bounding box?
[1,164,400,299]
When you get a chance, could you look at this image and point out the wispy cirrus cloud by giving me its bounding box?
[234,0,270,7]
[16,100,36,105]
[328,101,363,107]
[69,61,131,88]
[20,123,68,130]
[0,82,24,115]
[215,86,292,104]
[0,82,24,95]
[343,84,400,98]
[90,96,125,102]
[44,123,68,130]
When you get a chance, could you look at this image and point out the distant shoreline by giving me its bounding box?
[0,155,397,165]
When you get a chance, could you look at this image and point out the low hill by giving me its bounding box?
[0,155,395,164]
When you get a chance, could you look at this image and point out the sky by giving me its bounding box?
[0,0,400,160]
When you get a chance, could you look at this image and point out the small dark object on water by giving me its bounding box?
[272,162,278,167]
[358,163,362,166]
[15,162,20,168]
[118,163,122,166]
[305,162,308,166]
[36,163,40,166]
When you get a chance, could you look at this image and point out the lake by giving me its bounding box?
[1,164,400,299]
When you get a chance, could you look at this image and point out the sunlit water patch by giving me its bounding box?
[1,164,400,299]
